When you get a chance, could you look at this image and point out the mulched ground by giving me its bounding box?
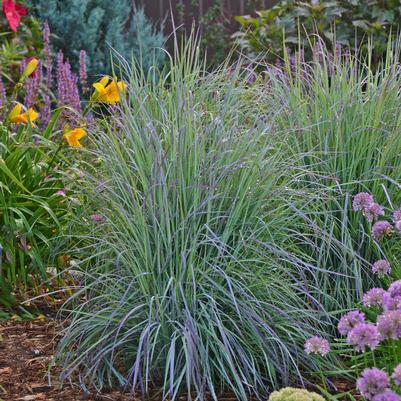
[0,320,135,401]
[0,319,356,401]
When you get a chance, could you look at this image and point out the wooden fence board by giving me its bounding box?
[139,0,278,32]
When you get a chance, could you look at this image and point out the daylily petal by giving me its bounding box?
[117,81,127,92]
[63,127,87,148]
[93,82,106,94]
[27,108,39,122]
[9,103,22,120]
[21,58,39,80]
[99,76,110,87]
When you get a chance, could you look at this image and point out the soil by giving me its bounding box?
[0,320,134,401]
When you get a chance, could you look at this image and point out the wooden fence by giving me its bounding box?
[139,0,278,35]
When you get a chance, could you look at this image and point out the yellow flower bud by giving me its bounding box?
[20,58,39,81]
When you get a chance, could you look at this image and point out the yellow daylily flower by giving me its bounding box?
[8,103,39,127]
[63,126,87,148]
[20,58,39,81]
[92,76,127,104]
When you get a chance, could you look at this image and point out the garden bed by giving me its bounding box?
[0,321,133,401]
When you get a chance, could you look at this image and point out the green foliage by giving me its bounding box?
[56,38,337,400]
[199,0,233,66]
[261,42,401,313]
[235,0,401,63]
[0,5,43,86]
[0,113,74,307]
[269,387,325,401]
[28,0,166,78]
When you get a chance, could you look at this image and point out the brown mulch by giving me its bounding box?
[0,320,135,401]
[0,319,356,401]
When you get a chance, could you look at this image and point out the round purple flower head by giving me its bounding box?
[392,364,401,386]
[347,322,380,352]
[382,292,401,312]
[365,202,385,222]
[353,192,374,212]
[363,288,386,308]
[388,280,401,298]
[372,260,391,278]
[56,189,66,197]
[338,310,366,336]
[91,213,103,222]
[304,336,330,356]
[372,221,393,241]
[372,391,401,401]
[393,208,401,223]
[376,310,401,340]
[357,368,389,400]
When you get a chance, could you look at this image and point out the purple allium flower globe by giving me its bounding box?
[372,391,401,401]
[353,192,374,212]
[91,214,103,222]
[388,281,401,298]
[382,293,401,312]
[372,260,391,278]
[347,322,380,352]
[372,221,393,241]
[356,368,389,400]
[304,336,330,356]
[393,208,401,232]
[376,310,401,340]
[392,364,401,386]
[363,288,386,308]
[56,189,66,197]
[338,310,366,336]
[365,202,385,222]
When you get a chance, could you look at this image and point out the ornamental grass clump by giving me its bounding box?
[264,42,401,312]
[56,43,334,400]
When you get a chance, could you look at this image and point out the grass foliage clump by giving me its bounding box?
[264,43,401,311]
[56,43,331,399]
[57,38,401,399]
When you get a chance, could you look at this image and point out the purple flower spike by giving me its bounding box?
[363,288,386,308]
[57,51,81,112]
[0,77,6,108]
[347,322,380,352]
[41,94,52,126]
[304,336,330,356]
[79,50,88,93]
[357,368,389,400]
[373,391,401,401]
[372,260,391,278]
[338,310,366,336]
[43,21,52,94]
[353,192,374,211]
[392,364,401,386]
[372,221,393,241]
[377,310,401,340]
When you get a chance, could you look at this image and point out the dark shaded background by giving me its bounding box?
[139,0,278,37]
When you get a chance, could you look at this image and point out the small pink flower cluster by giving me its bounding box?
[304,336,330,356]
[353,192,401,241]
[338,280,401,352]
[357,366,401,400]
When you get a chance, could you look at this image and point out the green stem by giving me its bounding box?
[317,358,327,393]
